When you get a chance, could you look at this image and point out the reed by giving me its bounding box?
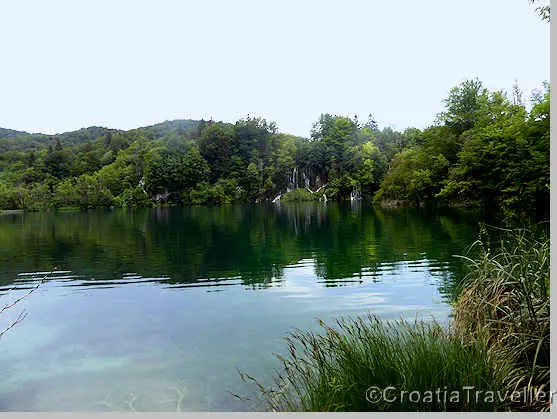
[452,225,550,410]
[245,226,550,412]
[243,314,511,411]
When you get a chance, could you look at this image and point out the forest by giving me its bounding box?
[0,79,549,223]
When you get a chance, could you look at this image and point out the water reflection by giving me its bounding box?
[0,203,479,301]
[0,203,482,411]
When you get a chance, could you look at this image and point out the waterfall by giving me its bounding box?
[302,171,310,188]
[350,186,362,201]
[283,167,329,197]
[315,184,326,193]
[138,177,148,197]
[287,167,298,192]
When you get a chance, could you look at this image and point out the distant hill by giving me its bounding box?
[0,127,32,139]
[127,119,200,140]
[0,119,201,153]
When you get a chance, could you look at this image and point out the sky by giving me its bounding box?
[0,0,550,137]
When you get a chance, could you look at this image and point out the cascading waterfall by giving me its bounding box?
[138,177,146,192]
[286,167,297,192]
[350,186,362,201]
[281,166,329,203]
[137,177,150,199]
[302,171,310,188]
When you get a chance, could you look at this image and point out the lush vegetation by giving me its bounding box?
[453,226,550,411]
[244,226,550,412]
[242,315,511,412]
[375,80,549,222]
[0,79,549,223]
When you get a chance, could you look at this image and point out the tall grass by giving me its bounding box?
[243,315,511,411]
[452,225,550,410]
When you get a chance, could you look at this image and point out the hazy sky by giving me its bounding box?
[0,0,549,137]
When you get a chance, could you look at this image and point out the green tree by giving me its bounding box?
[198,123,235,181]
[182,146,210,189]
[44,140,75,179]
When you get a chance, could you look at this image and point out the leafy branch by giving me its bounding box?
[529,0,550,21]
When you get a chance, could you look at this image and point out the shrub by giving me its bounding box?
[282,188,322,202]
[117,186,152,208]
[187,180,236,205]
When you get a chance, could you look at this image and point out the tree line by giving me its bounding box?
[0,79,549,222]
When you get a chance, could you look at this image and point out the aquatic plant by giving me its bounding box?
[453,225,550,410]
[244,227,550,412]
[242,314,511,411]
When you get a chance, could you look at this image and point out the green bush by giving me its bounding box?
[0,184,23,209]
[282,188,322,202]
[117,186,152,208]
[187,179,237,204]
[53,175,116,209]
[325,175,355,201]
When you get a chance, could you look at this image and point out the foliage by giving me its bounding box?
[53,174,115,209]
[281,188,322,202]
[116,186,152,208]
[0,79,549,221]
[529,0,550,21]
[376,79,549,222]
[186,179,239,205]
[242,226,549,412]
[453,226,550,411]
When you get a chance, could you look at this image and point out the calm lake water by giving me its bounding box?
[0,203,480,411]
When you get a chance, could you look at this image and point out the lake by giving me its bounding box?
[0,203,480,411]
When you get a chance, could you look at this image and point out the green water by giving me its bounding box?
[0,203,480,411]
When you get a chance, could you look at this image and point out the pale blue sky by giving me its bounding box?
[0,0,549,137]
